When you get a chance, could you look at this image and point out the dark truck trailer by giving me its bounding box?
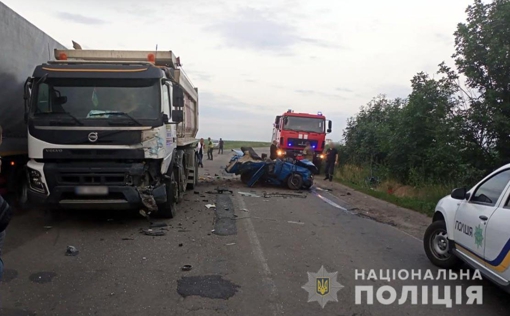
[0,2,65,205]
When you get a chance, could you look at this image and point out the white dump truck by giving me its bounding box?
[22,48,199,218]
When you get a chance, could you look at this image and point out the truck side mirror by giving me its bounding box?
[54,96,67,106]
[173,85,184,107]
[162,113,169,124]
[172,110,184,123]
[327,120,332,133]
[451,187,467,200]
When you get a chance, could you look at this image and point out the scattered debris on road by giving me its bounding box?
[149,222,168,228]
[226,243,236,246]
[65,246,79,256]
[263,192,307,199]
[205,204,216,209]
[238,191,261,198]
[140,228,166,236]
[287,221,305,225]
[121,238,134,241]
[206,187,234,195]
[181,265,192,271]
[179,243,183,247]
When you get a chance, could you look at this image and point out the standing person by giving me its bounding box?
[207,137,214,160]
[218,138,224,155]
[302,141,314,162]
[0,193,13,280]
[196,138,204,168]
[270,140,278,160]
[324,142,339,181]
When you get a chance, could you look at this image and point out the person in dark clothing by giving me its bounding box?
[0,193,13,280]
[270,140,278,160]
[324,142,339,181]
[196,138,204,167]
[218,138,224,154]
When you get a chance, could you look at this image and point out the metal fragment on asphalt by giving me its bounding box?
[238,191,261,198]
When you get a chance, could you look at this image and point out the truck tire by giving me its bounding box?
[423,220,461,269]
[287,173,303,190]
[156,171,177,218]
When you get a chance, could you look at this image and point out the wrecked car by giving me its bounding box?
[225,147,317,190]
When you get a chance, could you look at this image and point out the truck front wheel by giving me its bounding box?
[157,171,177,218]
[423,220,461,269]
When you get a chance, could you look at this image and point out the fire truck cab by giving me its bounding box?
[271,110,332,172]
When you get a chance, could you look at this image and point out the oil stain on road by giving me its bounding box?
[177,275,240,299]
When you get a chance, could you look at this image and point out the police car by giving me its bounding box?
[424,164,510,291]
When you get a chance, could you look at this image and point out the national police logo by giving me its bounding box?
[317,278,329,295]
[302,266,344,308]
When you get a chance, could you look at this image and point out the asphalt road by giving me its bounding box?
[1,148,510,315]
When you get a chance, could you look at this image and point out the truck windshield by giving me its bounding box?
[283,116,324,133]
[31,78,161,121]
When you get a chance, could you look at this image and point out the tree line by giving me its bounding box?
[341,0,510,187]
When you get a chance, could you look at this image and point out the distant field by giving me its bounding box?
[222,140,271,150]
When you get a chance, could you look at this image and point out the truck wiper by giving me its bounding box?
[88,111,143,126]
[37,111,84,126]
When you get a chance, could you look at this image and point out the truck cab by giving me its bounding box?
[23,49,199,218]
[271,110,332,171]
[424,164,510,291]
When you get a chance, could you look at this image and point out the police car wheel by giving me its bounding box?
[423,220,461,269]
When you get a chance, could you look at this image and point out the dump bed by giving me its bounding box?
[0,2,65,156]
[173,69,199,146]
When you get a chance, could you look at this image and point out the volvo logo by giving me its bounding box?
[88,132,99,143]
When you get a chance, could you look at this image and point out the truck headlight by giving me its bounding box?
[277,149,285,156]
[319,154,325,159]
[28,169,47,194]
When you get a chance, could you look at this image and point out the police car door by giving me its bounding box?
[453,169,510,267]
[483,175,510,283]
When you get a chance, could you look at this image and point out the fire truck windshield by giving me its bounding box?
[283,116,324,133]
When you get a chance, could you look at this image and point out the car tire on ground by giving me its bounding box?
[423,220,461,269]
[287,173,303,190]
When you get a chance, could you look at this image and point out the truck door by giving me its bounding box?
[453,169,510,265]
[162,83,176,174]
[483,182,510,282]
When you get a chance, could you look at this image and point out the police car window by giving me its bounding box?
[471,169,510,206]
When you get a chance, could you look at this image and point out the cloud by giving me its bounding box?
[56,12,107,25]
[295,89,346,100]
[434,32,454,46]
[336,87,353,93]
[197,91,276,141]
[206,8,339,52]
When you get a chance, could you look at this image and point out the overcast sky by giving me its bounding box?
[3,0,477,141]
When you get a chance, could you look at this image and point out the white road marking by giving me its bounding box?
[234,193,283,315]
[314,186,423,243]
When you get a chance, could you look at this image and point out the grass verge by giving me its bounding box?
[332,164,451,217]
[222,141,272,150]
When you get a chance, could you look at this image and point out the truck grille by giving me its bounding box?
[287,138,319,148]
[57,172,126,185]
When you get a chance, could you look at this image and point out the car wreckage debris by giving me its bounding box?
[263,192,307,199]
[136,186,159,212]
[238,192,261,198]
[140,228,166,236]
[206,187,234,195]
[65,246,79,256]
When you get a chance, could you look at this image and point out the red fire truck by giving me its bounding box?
[271,110,332,171]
